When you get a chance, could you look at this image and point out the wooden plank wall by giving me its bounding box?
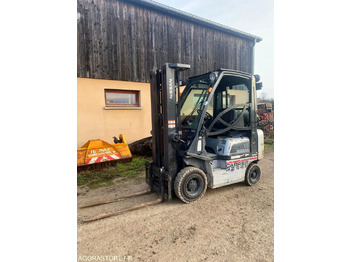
[77,0,254,82]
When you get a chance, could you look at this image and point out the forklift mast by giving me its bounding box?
[147,63,190,200]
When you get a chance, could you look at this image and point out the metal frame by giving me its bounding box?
[147,63,191,201]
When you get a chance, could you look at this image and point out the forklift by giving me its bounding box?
[146,63,264,203]
[80,63,265,222]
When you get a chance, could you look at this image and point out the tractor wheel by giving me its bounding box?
[245,163,261,186]
[174,166,208,204]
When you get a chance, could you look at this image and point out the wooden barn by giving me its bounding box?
[77,0,262,147]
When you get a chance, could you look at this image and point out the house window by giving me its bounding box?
[105,89,140,107]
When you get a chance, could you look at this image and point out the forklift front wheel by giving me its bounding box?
[245,163,261,186]
[174,167,208,204]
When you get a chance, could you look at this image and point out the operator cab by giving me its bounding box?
[179,69,258,159]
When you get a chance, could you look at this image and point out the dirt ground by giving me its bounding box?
[77,151,274,262]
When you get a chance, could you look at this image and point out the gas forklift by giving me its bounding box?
[146,63,264,203]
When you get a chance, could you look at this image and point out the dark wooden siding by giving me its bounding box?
[77,0,254,82]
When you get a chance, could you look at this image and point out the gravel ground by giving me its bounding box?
[77,151,274,262]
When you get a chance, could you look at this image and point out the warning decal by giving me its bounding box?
[87,154,121,164]
[168,120,175,128]
[226,157,257,172]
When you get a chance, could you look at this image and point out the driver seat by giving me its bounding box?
[215,108,249,129]
[221,108,236,125]
[213,108,236,129]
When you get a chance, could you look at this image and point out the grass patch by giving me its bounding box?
[77,155,152,189]
[264,138,274,153]
[88,180,115,189]
[117,156,150,178]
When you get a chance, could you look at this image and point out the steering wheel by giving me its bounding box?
[206,104,248,136]
[197,109,213,122]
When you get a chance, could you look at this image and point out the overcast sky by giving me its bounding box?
[153,0,274,99]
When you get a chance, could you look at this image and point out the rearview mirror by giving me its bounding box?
[256,82,263,90]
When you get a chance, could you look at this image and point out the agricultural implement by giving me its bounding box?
[257,103,274,130]
[77,134,132,170]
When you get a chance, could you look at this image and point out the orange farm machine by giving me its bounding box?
[77,134,132,170]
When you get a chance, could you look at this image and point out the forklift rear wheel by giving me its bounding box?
[245,163,261,186]
[174,167,208,204]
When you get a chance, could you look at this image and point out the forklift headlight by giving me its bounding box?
[209,72,217,83]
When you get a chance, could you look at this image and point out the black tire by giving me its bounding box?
[245,163,261,186]
[174,166,208,204]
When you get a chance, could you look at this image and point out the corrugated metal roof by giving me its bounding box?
[126,0,262,42]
